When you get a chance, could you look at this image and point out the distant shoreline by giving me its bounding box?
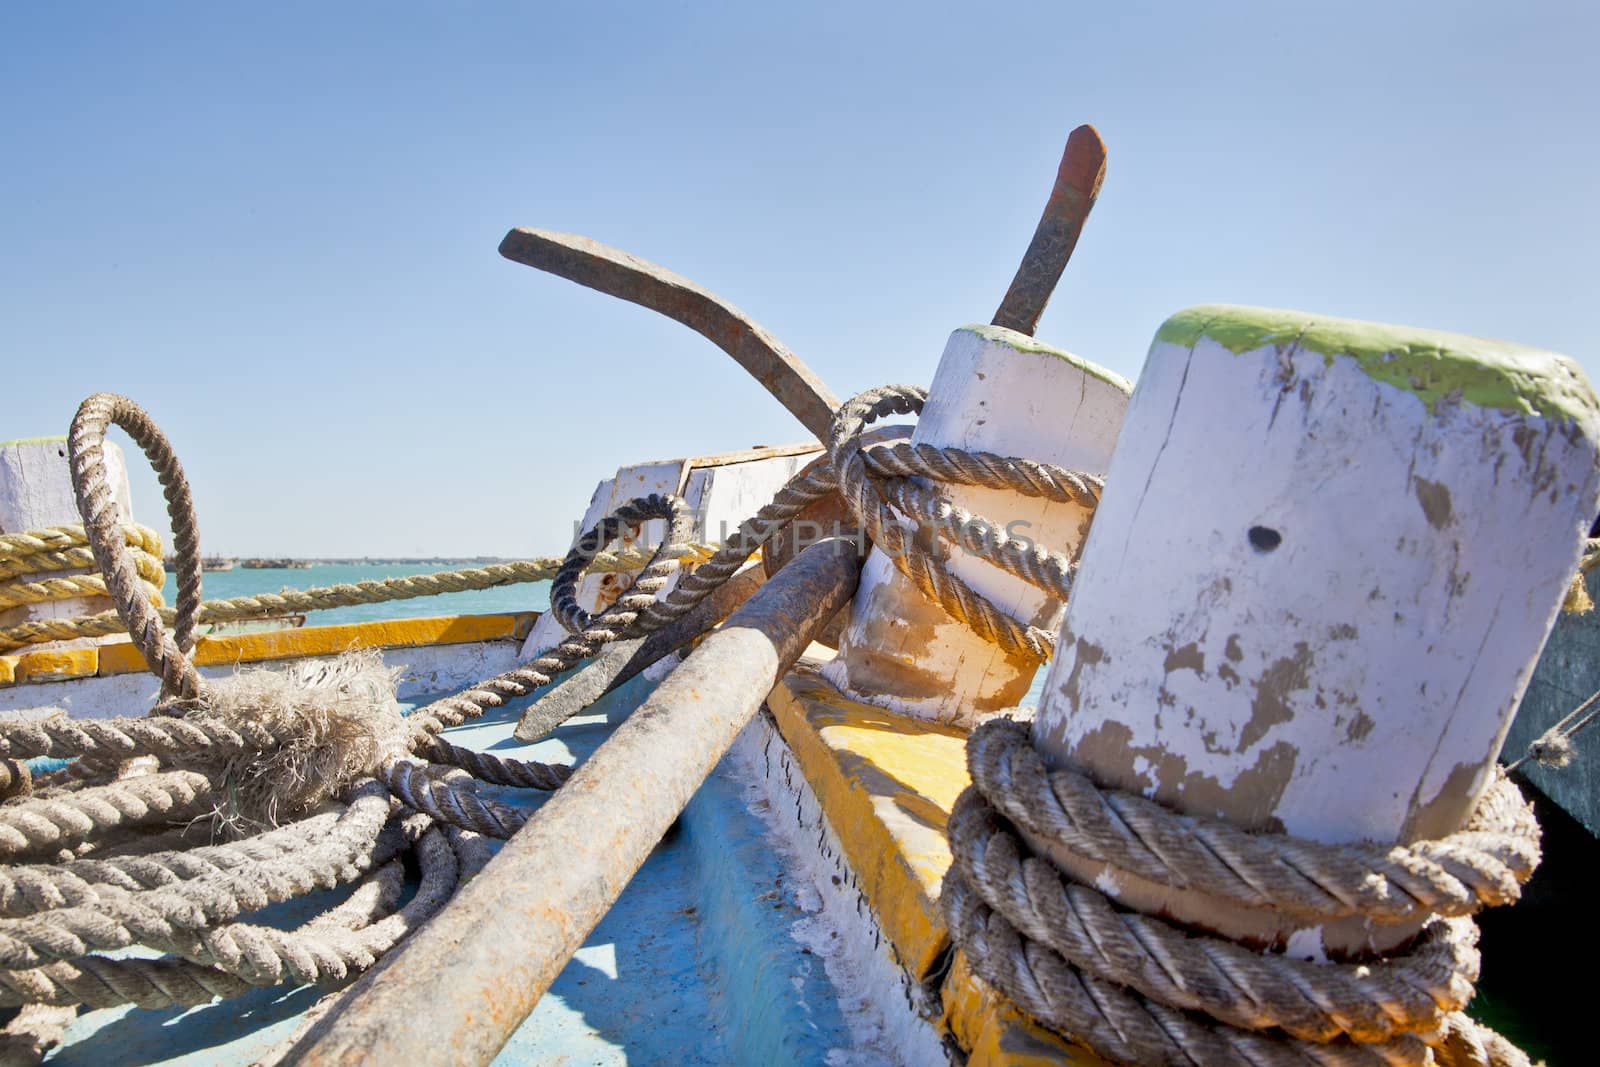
[166,557,524,567]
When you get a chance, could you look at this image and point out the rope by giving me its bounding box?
[0,389,857,1035]
[0,539,717,654]
[0,391,734,1029]
[1505,684,1600,773]
[825,386,1098,661]
[944,720,1539,1066]
[0,383,1552,1067]
[788,389,1544,1066]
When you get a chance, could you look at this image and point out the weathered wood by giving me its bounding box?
[0,436,135,632]
[822,325,1130,725]
[1507,566,1600,836]
[1031,305,1600,955]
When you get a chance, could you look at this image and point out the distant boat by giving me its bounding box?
[200,555,234,571]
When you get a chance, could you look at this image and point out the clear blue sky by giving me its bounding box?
[2,3,1595,556]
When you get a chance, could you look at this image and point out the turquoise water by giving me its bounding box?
[162,563,552,628]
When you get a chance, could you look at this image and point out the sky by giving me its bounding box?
[2,2,1595,557]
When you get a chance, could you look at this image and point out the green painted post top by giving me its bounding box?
[0,435,68,448]
[961,323,1134,395]
[1154,304,1598,423]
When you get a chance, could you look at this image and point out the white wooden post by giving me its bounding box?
[1031,305,1600,956]
[0,436,137,634]
[821,325,1131,726]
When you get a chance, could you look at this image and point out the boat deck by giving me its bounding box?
[43,669,870,1065]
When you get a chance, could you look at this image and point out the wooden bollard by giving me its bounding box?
[821,325,1130,725]
[0,435,136,633]
[1031,305,1600,955]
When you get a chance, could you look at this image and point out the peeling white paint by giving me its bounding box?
[1285,927,1329,964]
[1035,320,1600,849]
[826,325,1129,725]
[1092,868,1123,897]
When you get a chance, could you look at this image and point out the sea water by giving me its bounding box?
[162,563,552,628]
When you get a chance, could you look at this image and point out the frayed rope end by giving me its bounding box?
[1529,728,1575,770]
[192,650,408,831]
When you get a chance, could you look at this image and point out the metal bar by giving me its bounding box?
[991,124,1107,337]
[499,228,842,441]
[515,562,768,741]
[291,538,863,1066]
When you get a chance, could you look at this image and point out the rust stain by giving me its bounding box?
[1068,719,1152,793]
[1162,642,1205,675]
[1072,720,1297,834]
[1170,741,1296,833]
[1345,711,1375,743]
[1413,477,1454,530]
[1402,760,1483,842]
[1224,634,1243,662]
[1059,633,1106,715]
[1241,642,1313,752]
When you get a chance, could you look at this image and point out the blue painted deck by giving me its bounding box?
[44,669,857,1064]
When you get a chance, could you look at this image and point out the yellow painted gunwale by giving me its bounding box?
[767,662,1108,1065]
[0,611,539,688]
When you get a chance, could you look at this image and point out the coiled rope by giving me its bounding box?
[0,385,1050,1049]
[0,392,763,1047]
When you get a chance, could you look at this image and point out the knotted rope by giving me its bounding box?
[0,524,166,620]
[603,384,1551,1067]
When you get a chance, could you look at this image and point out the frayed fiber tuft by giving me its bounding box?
[193,650,407,830]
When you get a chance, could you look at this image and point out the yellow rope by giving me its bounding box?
[0,544,164,584]
[0,523,162,561]
[0,523,167,620]
[0,573,164,612]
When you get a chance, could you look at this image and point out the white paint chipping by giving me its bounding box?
[1092,868,1124,897]
[721,712,946,1067]
[1285,927,1329,965]
[1035,320,1600,849]
[825,325,1130,725]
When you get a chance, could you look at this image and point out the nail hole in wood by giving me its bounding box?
[1248,526,1282,553]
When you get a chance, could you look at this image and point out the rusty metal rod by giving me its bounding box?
[291,538,863,1066]
[516,562,769,742]
[499,228,841,441]
[991,124,1107,337]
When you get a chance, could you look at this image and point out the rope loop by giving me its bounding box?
[550,493,696,635]
[68,393,206,702]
